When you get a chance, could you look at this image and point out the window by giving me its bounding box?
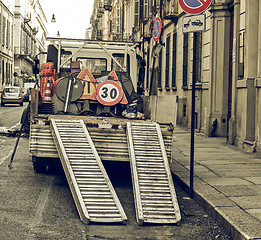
[111,53,130,74]
[0,14,1,45]
[183,104,186,117]
[134,0,139,27]
[193,32,202,83]
[238,31,245,79]
[116,8,121,33]
[2,61,4,84]
[6,62,8,84]
[183,33,188,87]
[144,0,148,20]
[77,58,107,76]
[172,32,177,88]
[165,35,170,89]
[150,0,155,15]
[2,16,6,46]
[158,50,162,88]
[146,47,150,89]
[6,20,10,49]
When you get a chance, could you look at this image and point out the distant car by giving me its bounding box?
[191,20,203,26]
[22,88,30,102]
[1,86,23,106]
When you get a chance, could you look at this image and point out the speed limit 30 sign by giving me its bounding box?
[95,80,123,106]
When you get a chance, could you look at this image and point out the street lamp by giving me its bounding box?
[51,14,56,23]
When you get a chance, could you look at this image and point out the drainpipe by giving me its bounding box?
[121,0,124,41]
[228,0,240,144]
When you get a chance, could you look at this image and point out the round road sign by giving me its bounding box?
[178,0,212,15]
[95,80,123,106]
[153,17,162,42]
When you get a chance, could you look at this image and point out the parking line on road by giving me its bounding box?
[0,149,13,166]
[26,177,54,240]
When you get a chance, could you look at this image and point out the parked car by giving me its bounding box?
[1,86,23,106]
[22,87,30,102]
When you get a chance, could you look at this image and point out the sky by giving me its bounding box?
[40,0,94,39]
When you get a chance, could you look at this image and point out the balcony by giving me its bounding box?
[104,0,112,11]
[163,0,178,21]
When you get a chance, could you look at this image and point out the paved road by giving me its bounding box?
[0,105,232,240]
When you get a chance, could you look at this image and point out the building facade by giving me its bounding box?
[0,0,14,92]
[13,0,47,87]
[91,0,261,152]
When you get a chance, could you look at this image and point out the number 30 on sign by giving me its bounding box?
[95,80,123,106]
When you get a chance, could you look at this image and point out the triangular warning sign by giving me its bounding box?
[106,71,127,104]
[77,69,97,100]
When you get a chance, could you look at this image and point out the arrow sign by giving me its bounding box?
[178,0,212,14]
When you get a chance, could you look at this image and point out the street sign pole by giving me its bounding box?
[178,0,213,199]
[190,32,197,199]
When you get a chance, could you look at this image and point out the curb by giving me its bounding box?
[170,163,261,240]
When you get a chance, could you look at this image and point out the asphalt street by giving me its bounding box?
[0,104,232,239]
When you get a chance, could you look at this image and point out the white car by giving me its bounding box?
[1,86,23,106]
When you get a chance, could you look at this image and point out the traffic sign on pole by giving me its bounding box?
[178,0,212,15]
[153,17,162,42]
[182,14,206,33]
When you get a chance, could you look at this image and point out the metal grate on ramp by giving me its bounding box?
[127,122,181,225]
[50,119,127,224]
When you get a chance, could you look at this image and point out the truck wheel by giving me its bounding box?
[1,102,4,107]
[20,102,23,106]
[33,162,46,173]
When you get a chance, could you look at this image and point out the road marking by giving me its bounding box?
[0,108,17,115]
[26,177,54,240]
[0,148,13,166]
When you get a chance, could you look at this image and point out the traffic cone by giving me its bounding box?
[43,82,52,102]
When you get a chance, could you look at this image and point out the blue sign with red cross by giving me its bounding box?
[178,0,212,15]
[153,17,162,42]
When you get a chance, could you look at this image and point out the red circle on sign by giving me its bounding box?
[153,17,162,42]
[95,80,123,106]
[178,0,212,15]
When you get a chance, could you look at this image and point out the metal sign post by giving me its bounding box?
[190,33,197,199]
[179,0,213,199]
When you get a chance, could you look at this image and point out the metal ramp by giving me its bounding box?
[127,122,181,225]
[50,119,127,224]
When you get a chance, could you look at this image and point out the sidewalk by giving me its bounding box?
[170,126,261,240]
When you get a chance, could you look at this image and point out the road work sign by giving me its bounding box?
[178,0,212,15]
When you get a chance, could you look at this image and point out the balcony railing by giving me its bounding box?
[163,0,178,20]
[104,0,112,11]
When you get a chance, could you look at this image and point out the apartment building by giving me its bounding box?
[91,0,261,152]
[0,0,14,91]
[13,0,47,87]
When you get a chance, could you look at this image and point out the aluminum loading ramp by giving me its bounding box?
[127,122,181,225]
[50,119,127,224]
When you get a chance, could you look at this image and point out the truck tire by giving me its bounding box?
[33,162,46,173]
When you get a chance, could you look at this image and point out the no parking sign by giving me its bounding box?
[153,17,162,42]
[178,0,212,15]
